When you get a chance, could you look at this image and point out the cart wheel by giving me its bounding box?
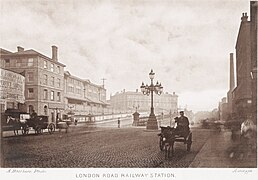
[35,127,41,134]
[187,133,192,152]
[159,137,165,151]
[48,123,55,134]
[22,125,29,135]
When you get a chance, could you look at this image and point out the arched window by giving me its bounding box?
[44,105,48,115]
[28,105,34,114]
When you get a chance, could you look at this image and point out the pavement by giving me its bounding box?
[189,128,257,168]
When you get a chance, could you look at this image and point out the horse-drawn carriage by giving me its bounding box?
[158,126,192,159]
[1,109,56,136]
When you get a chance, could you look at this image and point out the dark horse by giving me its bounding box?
[159,126,177,159]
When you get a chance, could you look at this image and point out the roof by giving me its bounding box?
[2,49,66,67]
[0,48,12,55]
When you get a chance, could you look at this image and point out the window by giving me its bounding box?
[27,72,34,82]
[57,92,61,101]
[28,58,33,66]
[50,63,54,72]
[44,105,48,115]
[50,77,54,86]
[50,91,54,101]
[28,88,34,98]
[5,59,10,67]
[43,74,48,85]
[43,89,48,100]
[57,78,61,88]
[44,60,47,69]
[28,105,34,114]
[57,66,60,74]
[16,59,21,67]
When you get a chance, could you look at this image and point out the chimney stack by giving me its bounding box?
[241,12,248,22]
[17,46,24,52]
[229,53,235,90]
[52,45,58,61]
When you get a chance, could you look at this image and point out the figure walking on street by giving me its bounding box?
[118,118,120,128]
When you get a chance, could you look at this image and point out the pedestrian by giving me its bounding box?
[118,118,120,128]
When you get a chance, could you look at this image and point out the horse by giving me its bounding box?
[7,116,21,136]
[159,126,176,159]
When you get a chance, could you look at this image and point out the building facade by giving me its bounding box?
[232,4,257,123]
[250,1,257,124]
[0,46,65,124]
[0,68,25,112]
[109,90,178,114]
[64,71,108,122]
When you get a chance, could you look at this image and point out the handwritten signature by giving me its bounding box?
[232,169,252,174]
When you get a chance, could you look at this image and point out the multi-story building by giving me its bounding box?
[0,46,65,124]
[109,90,178,114]
[250,1,257,124]
[232,4,257,123]
[0,68,25,112]
[64,71,107,122]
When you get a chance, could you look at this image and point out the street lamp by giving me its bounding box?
[140,69,163,130]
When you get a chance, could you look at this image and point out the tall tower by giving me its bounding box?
[227,53,235,119]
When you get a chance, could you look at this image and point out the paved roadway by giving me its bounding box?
[2,125,210,168]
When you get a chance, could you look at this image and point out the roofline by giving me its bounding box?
[2,49,66,67]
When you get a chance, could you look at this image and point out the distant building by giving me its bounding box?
[0,46,66,124]
[0,68,25,112]
[219,97,229,121]
[64,71,108,122]
[110,90,178,114]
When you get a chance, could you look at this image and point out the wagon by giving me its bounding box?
[158,126,192,159]
[22,116,55,135]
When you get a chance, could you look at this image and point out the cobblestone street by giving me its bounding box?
[2,126,211,168]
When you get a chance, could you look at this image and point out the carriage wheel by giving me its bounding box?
[35,127,41,135]
[187,133,192,152]
[22,125,29,135]
[48,123,55,134]
[159,137,165,151]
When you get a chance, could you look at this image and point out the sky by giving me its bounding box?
[0,0,250,112]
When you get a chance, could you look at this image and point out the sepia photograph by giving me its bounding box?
[0,0,257,179]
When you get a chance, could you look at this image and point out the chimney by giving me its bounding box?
[17,46,24,52]
[229,53,235,90]
[52,45,58,61]
[241,12,248,22]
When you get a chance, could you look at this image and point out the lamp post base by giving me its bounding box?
[146,113,158,130]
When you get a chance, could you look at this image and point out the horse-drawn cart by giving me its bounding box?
[1,109,55,136]
[23,116,55,135]
[158,126,192,159]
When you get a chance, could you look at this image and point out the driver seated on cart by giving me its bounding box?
[174,111,190,143]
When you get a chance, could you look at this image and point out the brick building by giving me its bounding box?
[232,3,257,123]
[0,46,65,124]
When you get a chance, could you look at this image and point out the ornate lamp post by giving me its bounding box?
[140,69,163,130]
